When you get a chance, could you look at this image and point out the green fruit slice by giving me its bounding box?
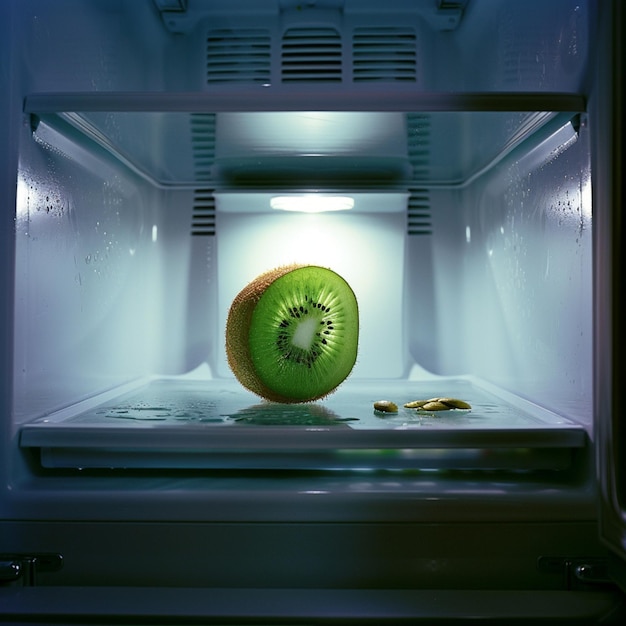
[226,264,359,403]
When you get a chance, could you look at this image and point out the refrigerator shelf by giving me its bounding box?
[25,92,584,189]
[24,91,587,114]
[19,376,587,472]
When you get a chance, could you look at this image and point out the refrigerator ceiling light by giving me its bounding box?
[270,195,354,213]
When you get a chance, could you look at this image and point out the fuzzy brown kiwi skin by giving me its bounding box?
[226,263,333,403]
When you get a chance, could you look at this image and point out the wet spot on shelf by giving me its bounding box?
[96,402,224,422]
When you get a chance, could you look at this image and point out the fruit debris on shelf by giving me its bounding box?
[404,397,472,411]
[374,397,472,417]
[373,400,399,414]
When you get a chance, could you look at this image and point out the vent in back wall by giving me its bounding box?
[406,113,432,236]
[191,189,216,236]
[205,25,420,85]
[281,27,342,82]
[190,113,216,182]
[407,189,432,236]
[190,113,216,236]
[407,113,431,181]
[206,29,271,83]
[353,27,418,82]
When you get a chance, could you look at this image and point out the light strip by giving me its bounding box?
[270,195,354,213]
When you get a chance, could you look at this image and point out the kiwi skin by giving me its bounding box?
[226,265,298,401]
[225,264,358,403]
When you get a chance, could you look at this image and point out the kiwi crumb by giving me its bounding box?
[404,397,472,411]
[373,400,398,414]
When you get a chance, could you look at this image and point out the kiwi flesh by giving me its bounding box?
[226,264,359,403]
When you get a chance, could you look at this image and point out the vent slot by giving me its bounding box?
[206,29,271,84]
[406,113,432,235]
[407,113,431,181]
[190,115,216,236]
[407,190,432,236]
[190,113,216,183]
[281,27,342,82]
[191,189,216,237]
[353,27,417,82]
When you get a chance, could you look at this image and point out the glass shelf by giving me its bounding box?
[25,91,584,189]
[21,376,587,472]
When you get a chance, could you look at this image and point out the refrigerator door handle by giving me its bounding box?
[0,554,63,586]
[538,557,615,590]
[574,561,614,586]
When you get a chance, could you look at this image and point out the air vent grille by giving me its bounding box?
[407,189,432,236]
[407,113,431,180]
[206,29,271,83]
[281,28,342,82]
[191,189,216,236]
[190,113,216,182]
[406,113,432,235]
[353,27,417,82]
[190,114,216,236]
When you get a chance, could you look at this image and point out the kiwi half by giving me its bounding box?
[226,264,359,403]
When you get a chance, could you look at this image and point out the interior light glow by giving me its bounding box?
[215,192,407,214]
[15,176,29,218]
[218,112,405,158]
[270,195,354,213]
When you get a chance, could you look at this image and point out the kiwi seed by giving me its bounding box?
[225,264,359,403]
[373,400,398,413]
[438,397,472,410]
[421,400,450,411]
[404,397,472,411]
[404,400,429,409]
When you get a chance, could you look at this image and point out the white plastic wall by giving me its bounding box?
[13,122,163,421]
[407,118,593,429]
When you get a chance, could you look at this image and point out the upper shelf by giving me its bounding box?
[24,90,586,113]
[25,92,585,190]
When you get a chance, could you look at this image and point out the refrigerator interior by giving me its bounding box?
[7,0,594,481]
[14,105,593,474]
[1,0,625,620]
